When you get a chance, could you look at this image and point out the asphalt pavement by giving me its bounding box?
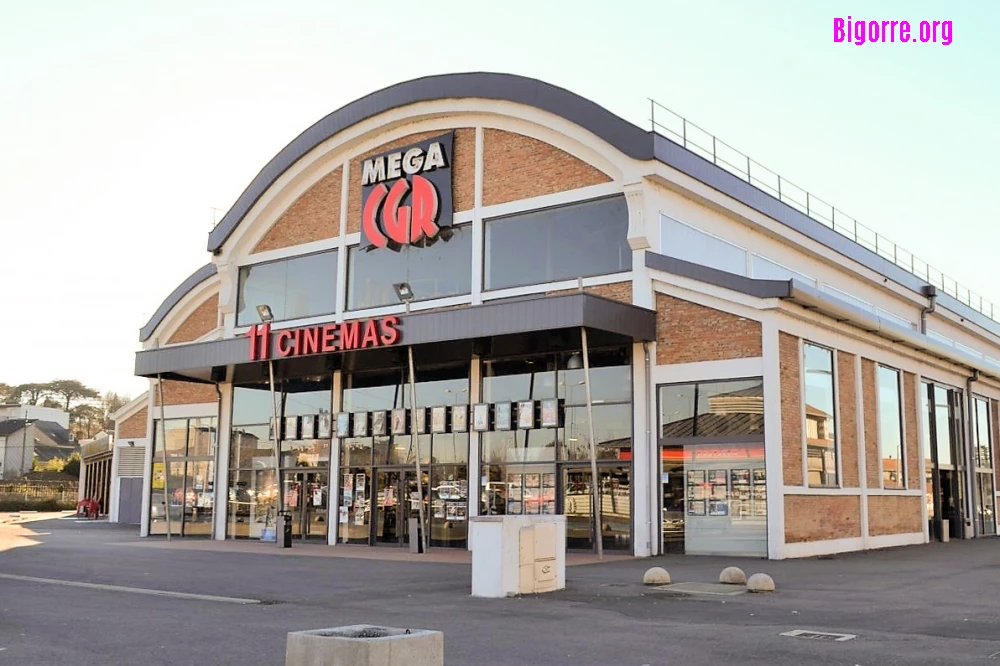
[1,516,999,665]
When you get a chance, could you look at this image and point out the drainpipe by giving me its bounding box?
[919,285,937,335]
[966,369,980,539]
[643,341,653,556]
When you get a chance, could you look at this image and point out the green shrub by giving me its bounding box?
[0,498,77,512]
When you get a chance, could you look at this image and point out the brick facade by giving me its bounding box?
[837,352,860,488]
[482,129,611,207]
[780,333,804,486]
[654,294,762,365]
[785,495,862,543]
[154,380,217,406]
[166,294,219,344]
[545,282,632,304]
[251,167,343,253]
[903,372,921,491]
[861,359,880,489]
[346,129,475,235]
[867,495,922,536]
[118,407,148,439]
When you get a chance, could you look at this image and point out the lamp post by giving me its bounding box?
[393,282,428,554]
[155,375,172,541]
[256,304,284,546]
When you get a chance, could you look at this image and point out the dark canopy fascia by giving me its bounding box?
[134,292,655,382]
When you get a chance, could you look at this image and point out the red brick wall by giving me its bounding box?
[166,294,219,344]
[545,282,632,304]
[654,294,762,365]
[785,495,862,543]
[118,407,148,439]
[837,352,860,488]
[346,129,475,234]
[903,372,921,491]
[861,359,880,489]
[154,380,217,406]
[867,495,922,536]
[482,129,611,206]
[780,332,804,487]
[251,167,343,253]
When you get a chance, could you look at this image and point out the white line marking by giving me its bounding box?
[0,573,261,605]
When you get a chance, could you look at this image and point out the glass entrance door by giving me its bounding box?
[374,470,424,546]
[282,471,328,540]
[561,466,631,551]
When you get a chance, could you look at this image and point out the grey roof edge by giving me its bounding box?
[206,71,655,253]
[139,263,218,342]
[645,252,792,299]
[651,134,1000,340]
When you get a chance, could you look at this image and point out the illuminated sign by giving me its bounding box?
[360,132,453,250]
[248,316,401,361]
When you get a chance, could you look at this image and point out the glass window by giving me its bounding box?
[877,366,905,488]
[658,379,764,440]
[484,196,631,291]
[561,404,633,461]
[230,424,274,470]
[347,224,472,310]
[975,398,993,469]
[237,250,337,325]
[232,386,273,426]
[188,418,217,457]
[933,386,953,466]
[152,419,189,457]
[803,344,838,487]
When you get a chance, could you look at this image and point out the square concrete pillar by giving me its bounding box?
[285,625,443,666]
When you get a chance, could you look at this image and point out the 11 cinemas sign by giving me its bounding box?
[248,316,401,361]
[361,132,453,249]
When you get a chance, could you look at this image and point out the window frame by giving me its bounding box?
[801,341,840,489]
[656,377,766,447]
[876,364,906,490]
[236,248,339,326]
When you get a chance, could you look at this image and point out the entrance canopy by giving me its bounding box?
[135,292,655,384]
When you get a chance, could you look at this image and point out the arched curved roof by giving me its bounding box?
[139,263,217,342]
[205,71,654,253]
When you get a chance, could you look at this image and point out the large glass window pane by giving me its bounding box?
[341,438,374,466]
[804,344,838,487]
[347,224,472,310]
[431,433,469,464]
[975,398,992,468]
[933,386,953,466]
[482,430,557,464]
[660,384,696,438]
[482,357,558,404]
[226,469,277,539]
[694,380,764,437]
[153,419,188,457]
[430,465,468,548]
[184,460,215,535]
[281,437,331,468]
[484,196,631,290]
[188,418,217,457]
[237,250,337,325]
[560,348,631,404]
[877,366,905,488]
[233,386,273,426]
[561,404,632,461]
[230,424,276,471]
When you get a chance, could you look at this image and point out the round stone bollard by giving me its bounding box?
[643,567,671,585]
[746,573,775,592]
[719,566,747,585]
[286,625,443,666]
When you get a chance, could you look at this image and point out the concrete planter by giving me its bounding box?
[286,625,443,666]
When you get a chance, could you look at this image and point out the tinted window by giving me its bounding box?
[237,251,337,325]
[804,344,838,487]
[658,379,763,439]
[484,196,631,291]
[877,366,904,488]
[347,224,472,310]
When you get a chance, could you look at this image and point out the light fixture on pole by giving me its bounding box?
[566,353,583,370]
[257,303,284,547]
[393,282,428,553]
[155,374,172,541]
[580,327,603,560]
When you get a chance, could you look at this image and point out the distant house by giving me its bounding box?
[0,419,78,479]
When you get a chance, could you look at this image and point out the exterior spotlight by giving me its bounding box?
[256,304,274,322]
[393,283,414,303]
[566,353,583,370]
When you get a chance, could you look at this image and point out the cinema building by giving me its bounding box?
[120,73,1000,559]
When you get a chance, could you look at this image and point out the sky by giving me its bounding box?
[1,0,997,400]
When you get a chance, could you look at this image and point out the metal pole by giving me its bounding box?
[156,375,172,541]
[407,344,428,554]
[580,327,603,560]
[19,410,27,476]
[267,358,283,544]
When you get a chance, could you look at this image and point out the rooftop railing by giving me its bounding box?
[650,99,998,324]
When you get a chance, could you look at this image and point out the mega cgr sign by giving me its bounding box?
[360,132,453,250]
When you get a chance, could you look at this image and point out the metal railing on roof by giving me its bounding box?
[649,99,998,325]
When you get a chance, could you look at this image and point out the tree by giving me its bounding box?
[70,404,104,440]
[63,453,81,478]
[9,383,51,406]
[47,380,100,411]
[101,391,130,431]
[0,382,13,403]
[41,397,62,409]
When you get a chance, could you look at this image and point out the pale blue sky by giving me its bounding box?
[1,0,997,398]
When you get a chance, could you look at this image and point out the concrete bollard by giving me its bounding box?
[643,567,671,585]
[719,567,747,585]
[286,625,443,666]
[746,573,775,592]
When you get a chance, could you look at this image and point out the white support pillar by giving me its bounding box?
[631,341,653,557]
[761,319,786,560]
[214,382,234,541]
[856,355,870,550]
[139,386,156,538]
[108,445,121,523]
[328,370,342,546]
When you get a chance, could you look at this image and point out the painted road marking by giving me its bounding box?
[0,573,261,605]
